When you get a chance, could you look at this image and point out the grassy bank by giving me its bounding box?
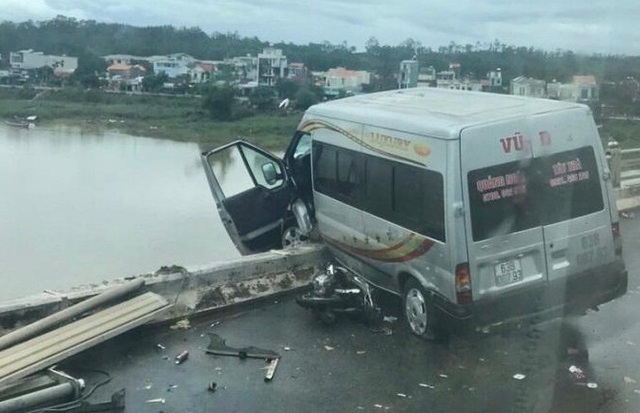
[0,88,301,151]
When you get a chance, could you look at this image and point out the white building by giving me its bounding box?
[417,66,436,87]
[510,76,546,98]
[9,49,78,75]
[398,60,419,89]
[324,67,370,96]
[151,53,195,78]
[257,48,287,87]
[547,75,599,102]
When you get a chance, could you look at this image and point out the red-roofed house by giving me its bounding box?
[324,67,370,96]
[189,62,215,84]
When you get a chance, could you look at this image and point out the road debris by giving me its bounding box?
[397,393,407,398]
[634,389,640,395]
[419,383,435,389]
[356,350,367,355]
[207,382,217,392]
[513,374,526,380]
[383,316,398,323]
[167,384,179,391]
[156,343,166,351]
[170,319,191,330]
[624,376,637,384]
[370,326,393,336]
[569,365,585,379]
[264,358,279,382]
[621,211,636,219]
[144,383,153,390]
[439,374,449,379]
[627,341,636,346]
[175,350,189,364]
[283,346,292,351]
[324,345,335,351]
[205,333,280,360]
[146,398,165,404]
[374,404,383,408]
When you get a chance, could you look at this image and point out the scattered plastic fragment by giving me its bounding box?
[634,389,640,395]
[439,374,449,379]
[419,383,435,389]
[513,374,526,380]
[587,382,598,389]
[324,345,335,351]
[624,376,637,384]
[284,346,292,351]
[627,341,636,346]
[621,211,636,219]
[397,393,407,398]
[210,321,221,328]
[146,398,165,404]
[374,404,383,408]
[357,407,364,411]
[383,316,398,323]
[170,319,191,330]
[214,367,223,371]
[356,351,367,355]
[569,365,585,379]
[144,383,153,390]
[175,350,189,364]
[156,344,166,351]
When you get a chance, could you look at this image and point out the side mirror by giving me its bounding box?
[261,162,279,185]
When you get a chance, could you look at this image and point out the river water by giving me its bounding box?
[0,123,239,301]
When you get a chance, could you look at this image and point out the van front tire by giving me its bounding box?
[403,279,443,342]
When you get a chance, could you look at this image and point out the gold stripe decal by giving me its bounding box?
[300,119,427,166]
[325,233,434,263]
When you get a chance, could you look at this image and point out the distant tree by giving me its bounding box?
[249,86,276,111]
[142,72,168,92]
[203,84,236,120]
[295,87,319,110]
[276,78,300,100]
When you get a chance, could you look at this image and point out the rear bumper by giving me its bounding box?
[434,259,628,336]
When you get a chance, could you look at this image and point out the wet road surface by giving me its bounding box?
[60,215,640,413]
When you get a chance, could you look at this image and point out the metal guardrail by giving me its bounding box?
[606,142,640,188]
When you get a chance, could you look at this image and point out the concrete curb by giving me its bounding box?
[0,245,327,334]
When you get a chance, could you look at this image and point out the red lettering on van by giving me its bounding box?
[500,133,526,153]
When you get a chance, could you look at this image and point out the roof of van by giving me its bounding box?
[305,88,587,139]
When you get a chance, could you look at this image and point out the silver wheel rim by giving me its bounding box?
[282,227,303,249]
[405,288,428,335]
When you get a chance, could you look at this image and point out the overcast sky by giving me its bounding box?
[4,0,640,55]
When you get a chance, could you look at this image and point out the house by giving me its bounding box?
[106,63,147,91]
[547,75,599,102]
[435,70,482,91]
[257,48,287,87]
[151,54,194,78]
[324,67,371,96]
[417,66,436,87]
[189,62,215,84]
[510,76,546,98]
[287,62,307,83]
[9,49,78,76]
[487,69,502,88]
[398,60,419,89]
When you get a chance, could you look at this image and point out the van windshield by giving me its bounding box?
[468,146,604,241]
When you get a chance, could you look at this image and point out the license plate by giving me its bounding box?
[494,259,523,287]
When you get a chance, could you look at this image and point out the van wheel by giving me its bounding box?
[403,279,442,341]
[282,225,308,249]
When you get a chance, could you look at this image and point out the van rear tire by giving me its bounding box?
[403,279,444,342]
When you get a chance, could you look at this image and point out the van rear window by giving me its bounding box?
[468,146,604,241]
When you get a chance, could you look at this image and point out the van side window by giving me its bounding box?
[313,141,446,242]
[467,146,604,241]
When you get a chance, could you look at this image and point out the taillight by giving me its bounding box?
[455,262,473,305]
[612,222,622,256]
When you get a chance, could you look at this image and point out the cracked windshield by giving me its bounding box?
[1,1,639,412]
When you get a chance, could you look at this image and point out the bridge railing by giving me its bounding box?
[606,142,640,188]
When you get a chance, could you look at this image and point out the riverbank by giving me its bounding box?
[0,88,301,151]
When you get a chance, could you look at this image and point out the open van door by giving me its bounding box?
[201,141,293,255]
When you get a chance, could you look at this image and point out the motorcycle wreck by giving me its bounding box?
[296,264,381,325]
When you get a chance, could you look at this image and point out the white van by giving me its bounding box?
[201,88,627,340]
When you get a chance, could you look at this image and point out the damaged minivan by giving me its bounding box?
[201,88,628,340]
